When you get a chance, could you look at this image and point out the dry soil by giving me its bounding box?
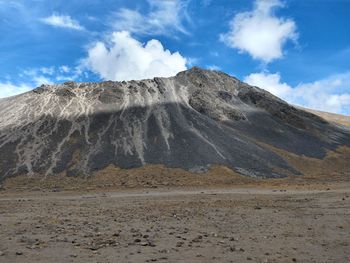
[0,186,349,263]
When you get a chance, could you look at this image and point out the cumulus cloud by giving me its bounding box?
[41,14,84,30]
[244,72,350,115]
[221,0,297,63]
[244,72,292,98]
[83,31,187,81]
[0,82,32,99]
[112,0,189,35]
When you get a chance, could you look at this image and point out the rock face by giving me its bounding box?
[0,67,349,180]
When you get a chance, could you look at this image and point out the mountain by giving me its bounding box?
[0,67,349,181]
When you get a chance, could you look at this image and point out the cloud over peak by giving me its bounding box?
[83,31,187,81]
[41,13,84,30]
[221,0,297,63]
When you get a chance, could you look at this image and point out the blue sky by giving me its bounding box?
[0,0,350,114]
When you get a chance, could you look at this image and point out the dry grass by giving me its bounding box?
[260,144,350,188]
[2,144,350,193]
[2,165,252,192]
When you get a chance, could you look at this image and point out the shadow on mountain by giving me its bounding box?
[1,100,349,181]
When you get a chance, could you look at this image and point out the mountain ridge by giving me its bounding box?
[0,67,349,181]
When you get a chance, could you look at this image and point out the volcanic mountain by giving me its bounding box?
[0,67,349,181]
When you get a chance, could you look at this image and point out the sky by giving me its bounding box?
[0,0,350,115]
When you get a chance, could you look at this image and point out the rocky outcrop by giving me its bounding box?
[0,67,349,180]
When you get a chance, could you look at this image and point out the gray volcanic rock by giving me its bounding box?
[0,67,349,180]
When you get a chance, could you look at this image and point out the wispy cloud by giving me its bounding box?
[22,65,83,84]
[0,82,32,99]
[221,0,297,63]
[201,0,213,7]
[0,65,85,98]
[244,71,350,115]
[82,31,187,81]
[41,13,84,30]
[112,0,190,36]
[207,65,221,71]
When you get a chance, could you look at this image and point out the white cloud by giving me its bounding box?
[41,13,84,30]
[0,65,84,99]
[23,65,83,84]
[244,72,292,98]
[83,31,187,81]
[32,76,52,86]
[244,72,350,115]
[112,0,189,35]
[207,65,221,71]
[59,65,70,73]
[293,73,350,114]
[221,0,297,63]
[0,82,32,99]
[40,66,55,75]
[22,68,53,86]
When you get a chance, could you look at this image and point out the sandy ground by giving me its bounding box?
[0,186,349,263]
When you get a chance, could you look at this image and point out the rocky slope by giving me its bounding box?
[0,67,349,181]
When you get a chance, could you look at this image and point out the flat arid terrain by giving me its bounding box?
[1,185,350,263]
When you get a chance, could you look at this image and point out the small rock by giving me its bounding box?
[148,241,156,247]
[26,245,37,250]
[176,241,184,247]
[192,237,202,243]
[0,251,5,256]
[16,251,23,255]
